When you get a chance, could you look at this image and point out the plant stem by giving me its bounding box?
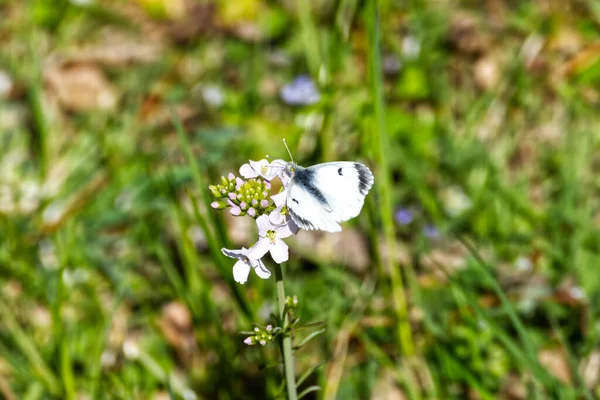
[365,0,415,356]
[275,263,298,400]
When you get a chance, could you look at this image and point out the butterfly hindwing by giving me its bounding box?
[287,162,374,232]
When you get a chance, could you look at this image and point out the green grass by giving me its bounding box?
[1,0,600,399]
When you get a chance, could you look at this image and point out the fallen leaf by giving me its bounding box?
[474,55,501,90]
[449,13,489,55]
[371,368,407,400]
[45,62,118,112]
[500,374,526,400]
[579,350,600,389]
[291,228,372,273]
[159,301,196,365]
[539,348,572,384]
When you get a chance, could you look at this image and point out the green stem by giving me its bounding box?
[275,263,298,400]
[366,0,415,356]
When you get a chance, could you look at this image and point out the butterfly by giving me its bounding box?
[280,161,374,232]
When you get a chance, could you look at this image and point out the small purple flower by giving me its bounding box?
[423,224,440,239]
[395,208,414,225]
[211,201,219,209]
[230,206,242,216]
[221,247,271,284]
[248,208,256,217]
[228,192,236,201]
[244,337,255,345]
[248,215,295,264]
[280,75,320,106]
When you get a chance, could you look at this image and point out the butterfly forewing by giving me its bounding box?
[286,162,374,232]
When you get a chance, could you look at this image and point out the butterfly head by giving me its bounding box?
[283,161,298,179]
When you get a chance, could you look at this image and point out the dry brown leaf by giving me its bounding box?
[159,301,197,365]
[449,13,489,55]
[474,55,501,90]
[579,350,600,389]
[371,368,407,400]
[500,374,526,400]
[45,62,118,112]
[420,241,468,281]
[168,1,217,43]
[108,305,130,349]
[291,228,372,272]
[538,348,572,384]
[377,237,411,271]
[554,276,587,308]
[549,27,584,56]
[556,42,600,79]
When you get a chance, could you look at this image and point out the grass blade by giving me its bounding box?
[365,0,414,356]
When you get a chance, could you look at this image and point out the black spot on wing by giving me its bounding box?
[292,198,299,204]
[294,167,329,207]
[354,163,373,195]
[338,168,343,176]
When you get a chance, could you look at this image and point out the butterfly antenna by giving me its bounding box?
[283,139,295,163]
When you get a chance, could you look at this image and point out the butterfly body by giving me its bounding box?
[284,162,374,232]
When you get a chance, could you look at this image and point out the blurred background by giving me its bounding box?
[1,0,600,399]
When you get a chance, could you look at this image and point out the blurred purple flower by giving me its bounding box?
[394,208,414,225]
[383,54,402,75]
[280,75,320,106]
[423,224,440,239]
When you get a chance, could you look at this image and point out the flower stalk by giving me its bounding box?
[275,263,298,400]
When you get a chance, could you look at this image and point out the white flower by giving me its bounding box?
[248,215,294,264]
[221,247,271,284]
[239,159,279,181]
[268,190,299,234]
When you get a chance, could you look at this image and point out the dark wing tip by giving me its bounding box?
[354,163,374,195]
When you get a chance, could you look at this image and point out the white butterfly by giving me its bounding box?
[280,161,375,232]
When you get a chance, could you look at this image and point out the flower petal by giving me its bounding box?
[280,172,291,188]
[233,259,251,284]
[221,247,247,259]
[269,209,285,225]
[251,259,271,279]
[275,220,294,238]
[256,214,273,237]
[269,238,289,264]
[271,190,287,208]
[249,159,268,171]
[239,163,258,179]
[247,238,269,259]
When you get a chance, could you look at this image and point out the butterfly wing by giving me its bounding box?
[287,162,374,232]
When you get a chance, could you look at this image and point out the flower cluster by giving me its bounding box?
[209,173,274,218]
[243,325,279,346]
[210,158,300,284]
